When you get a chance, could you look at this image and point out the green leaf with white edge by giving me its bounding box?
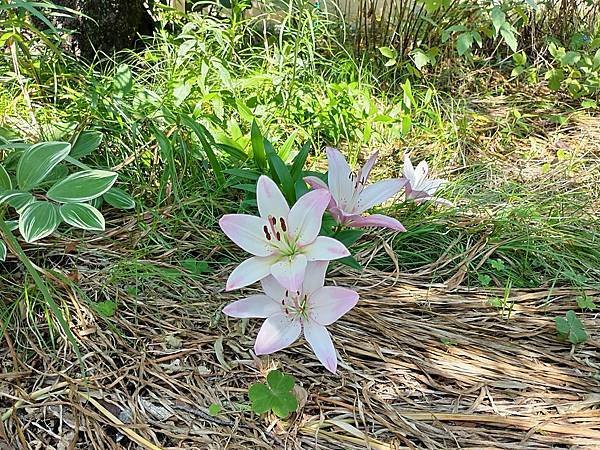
[71,131,103,158]
[0,240,6,261]
[18,202,61,243]
[0,165,11,190]
[47,170,117,203]
[103,187,135,210]
[16,141,71,190]
[60,203,105,231]
[0,190,35,213]
[90,196,104,209]
[4,220,18,231]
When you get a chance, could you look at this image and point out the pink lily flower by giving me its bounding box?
[219,176,350,292]
[223,261,358,374]
[304,147,406,231]
[403,153,452,206]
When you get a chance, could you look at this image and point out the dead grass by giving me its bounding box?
[1,232,598,449]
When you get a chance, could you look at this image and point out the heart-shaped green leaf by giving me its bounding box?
[17,141,71,190]
[60,203,105,231]
[248,370,298,418]
[47,170,117,203]
[555,310,588,345]
[18,201,61,243]
[103,187,135,210]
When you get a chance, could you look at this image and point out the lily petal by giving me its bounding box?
[223,295,282,318]
[270,254,307,291]
[219,214,273,257]
[414,160,429,188]
[302,261,329,295]
[326,147,354,205]
[419,178,446,196]
[256,175,290,220]
[403,153,415,183]
[303,176,329,190]
[260,275,286,300]
[304,236,350,261]
[288,189,330,246]
[347,214,406,231]
[356,178,406,213]
[359,151,378,183]
[226,256,276,291]
[303,320,337,373]
[310,286,358,325]
[254,313,302,355]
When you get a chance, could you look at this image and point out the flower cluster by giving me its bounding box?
[220,148,449,374]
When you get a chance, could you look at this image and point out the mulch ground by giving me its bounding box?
[1,251,599,449]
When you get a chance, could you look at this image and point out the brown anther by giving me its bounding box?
[263,225,271,240]
[279,217,287,232]
[276,231,281,241]
[271,216,277,225]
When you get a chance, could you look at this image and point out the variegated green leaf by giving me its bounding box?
[0,165,11,190]
[47,170,117,203]
[71,131,103,158]
[17,141,71,190]
[0,240,6,261]
[18,202,61,243]
[103,187,135,210]
[60,203,105,231]
[4,220,18,231]
[0,190,35,213]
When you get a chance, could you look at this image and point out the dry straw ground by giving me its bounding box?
[1,228,598,449]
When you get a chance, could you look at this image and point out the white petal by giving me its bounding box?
[223,295,282,318]
[226,256,276,291]
[309,286,358,325]
[304,176,329,190]
[303,320,338,373]
[346,214,406,231]
[356,178,406,213]
[301,261,329,295]
[219,214,274,257]
[256,175,290,220]
[254,313,301,355]
[359,151,378,182]
[287,189,330,246]
[270,254,307,292]
[403,153,415,183]
[419,178,446,196]
[260,275,286,300]
[303,236,350,261]
[413,160,429,189]
[326,147,354,205]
